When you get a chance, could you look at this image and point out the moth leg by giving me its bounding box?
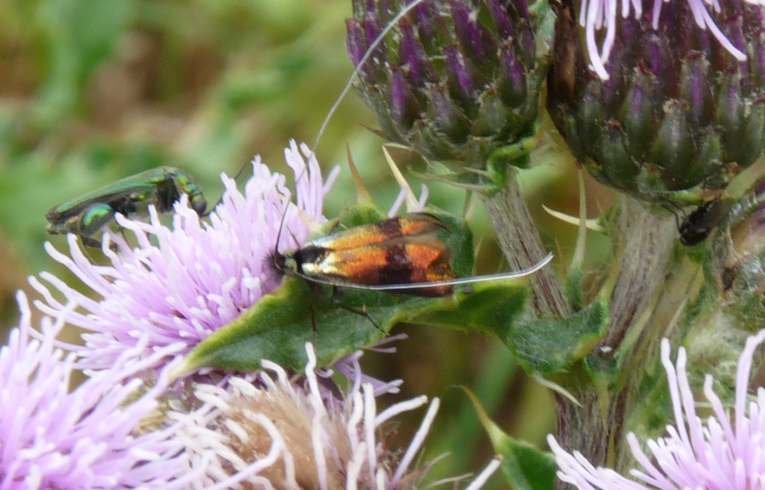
[308,282,322,340]
[331,286,384,334]
[310,302,318,341]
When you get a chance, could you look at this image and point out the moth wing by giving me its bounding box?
[314,232,454,287]
[307,212,446,251]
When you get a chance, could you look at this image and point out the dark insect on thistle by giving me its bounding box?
[273,212,553,298]
[678,199,728,246]
[46,166,207,247]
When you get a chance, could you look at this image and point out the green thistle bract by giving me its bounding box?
[346,0,554,179]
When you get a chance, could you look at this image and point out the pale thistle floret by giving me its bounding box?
[30,141,338,370]
[170,343,498,489]
[548,330,765,489]
[581,0,753,79]
[0,292,201,489]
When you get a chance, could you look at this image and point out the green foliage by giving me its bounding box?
[35,0,133,124]
[464,387,556,490]
[0,1,589,483]
[181,272,533,374]
[505,299,609,374]
[181,276,409,372]
[564,268,585,311]
[414,283,529,338]
[181,206,532,374]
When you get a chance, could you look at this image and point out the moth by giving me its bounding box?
[273,211,552,297]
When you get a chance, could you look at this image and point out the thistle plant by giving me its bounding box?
[344,0,765,488]
[0,294,193,489]
[549,331,765,488]
[0,290,471,488]
[2,144,503,488]
[7,0,765,488]
[713,177,765,328]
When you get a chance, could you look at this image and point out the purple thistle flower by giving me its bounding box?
[30,141,338,370]
[168,342,500,489]
[580,0,755,79]
[548,330,765,489]
[0,292,201,489]
[0,296,494,488]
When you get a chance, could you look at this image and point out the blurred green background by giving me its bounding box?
[0,0,614,486]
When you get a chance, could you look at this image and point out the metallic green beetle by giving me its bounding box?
[46,166,207,247]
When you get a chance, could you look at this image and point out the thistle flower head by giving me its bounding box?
[0,298,494,489]
[346,0,554,174]
[169,343,492,489]
[548,330,765,489]
[30,141,336,370]
[548,0,765,206]
[0,293,195,489]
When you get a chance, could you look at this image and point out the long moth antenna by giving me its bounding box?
[290,253,554,291]
[276,1,429,253]
[311,0,429,154]
[274,197,293,255]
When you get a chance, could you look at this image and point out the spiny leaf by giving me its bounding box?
[179,277,533,374]
[412,284,528,337]
[345,144,374,205]
[504,298,609,374]
[179,276,427,372]
[463,387,556,490]
[178,204,534,374]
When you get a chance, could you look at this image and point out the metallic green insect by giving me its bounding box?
[46,166,207,247]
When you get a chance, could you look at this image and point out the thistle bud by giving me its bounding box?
[713,178,765,329]
[548,1,765,206]
[346,0,554,174]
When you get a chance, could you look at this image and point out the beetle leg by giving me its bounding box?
[80,236,103,248]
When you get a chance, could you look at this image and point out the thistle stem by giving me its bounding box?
[480,171,571,319]
[483,175,686,479]
[602,198,677,352]
[554,198,678,478]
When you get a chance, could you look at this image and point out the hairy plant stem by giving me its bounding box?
[555,198,678,479]
[480,172,571,319]
[483,180,680,483]
[602,198,678,353]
